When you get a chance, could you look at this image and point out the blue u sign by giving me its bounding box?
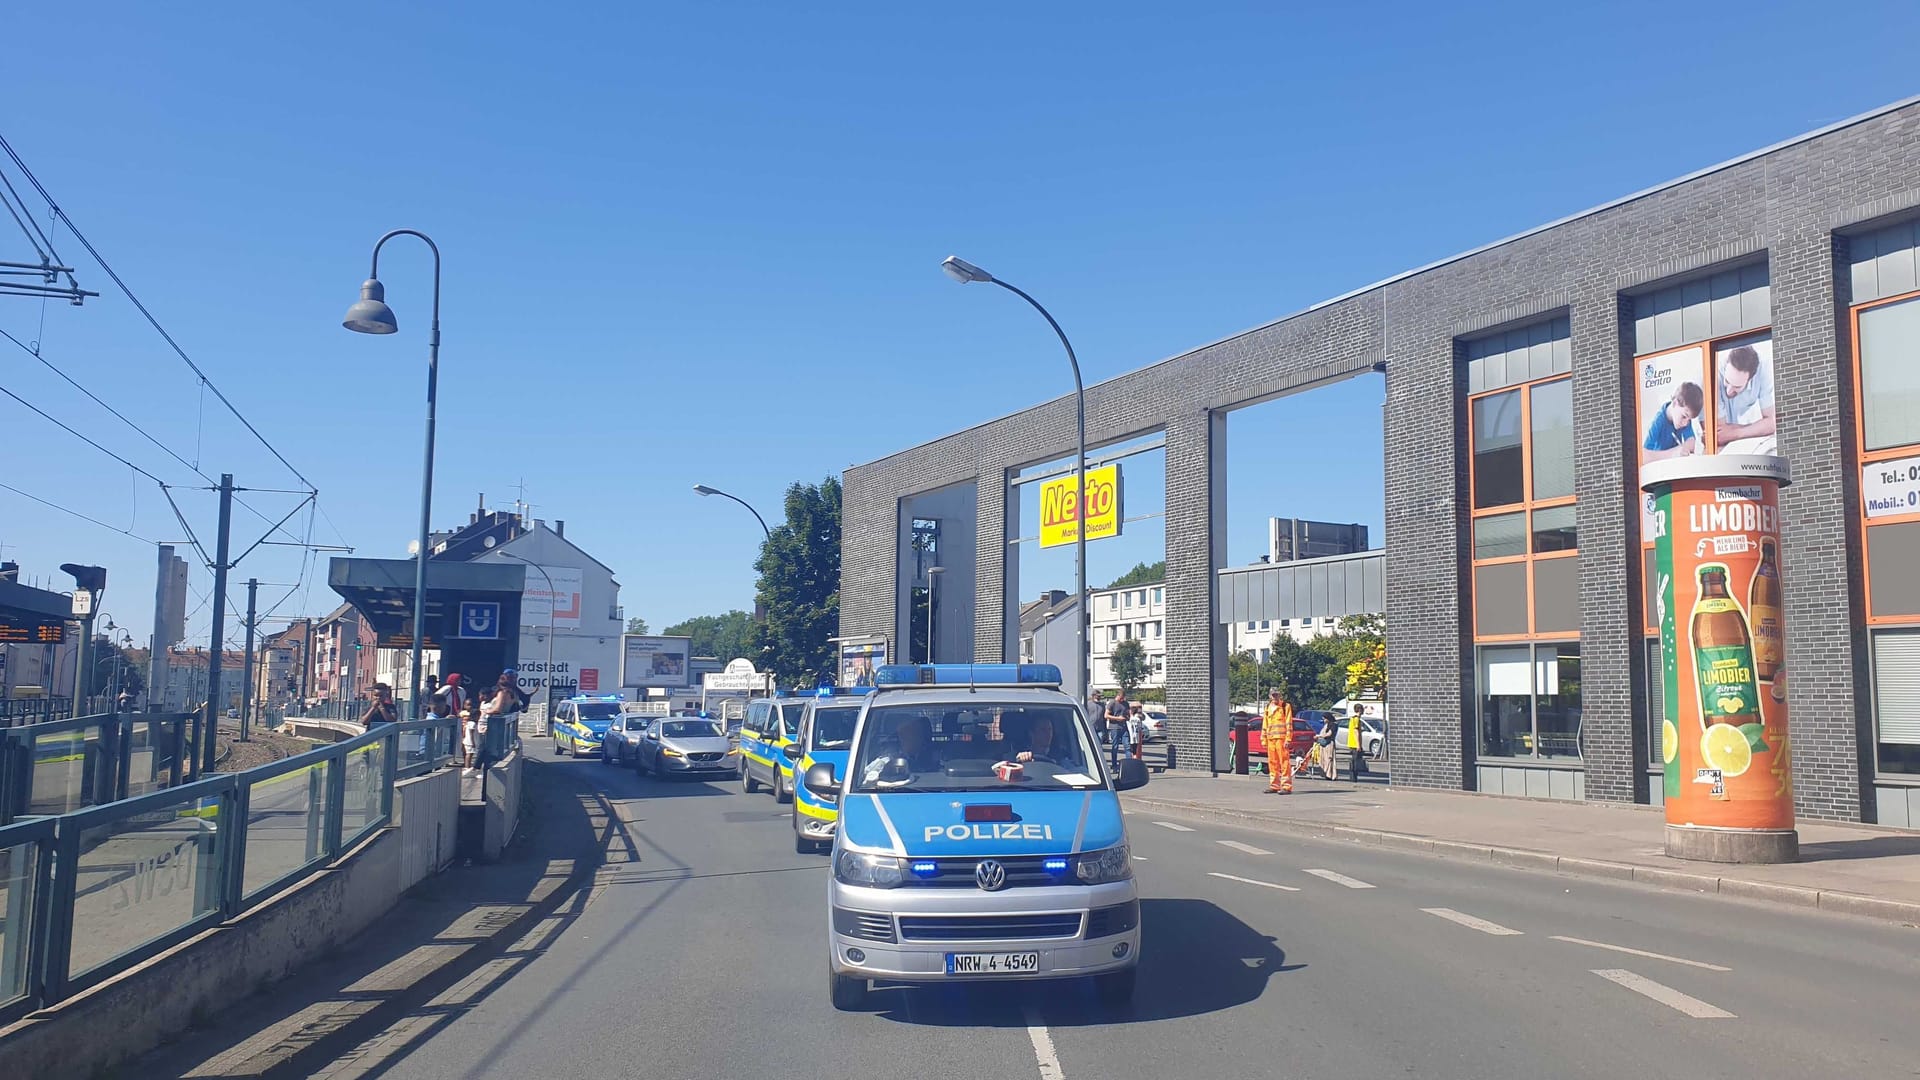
[459,601,501,639]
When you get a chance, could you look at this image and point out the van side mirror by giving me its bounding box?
[803,761,839,799]
[1115,757,1149,791]
[782,743,803,761]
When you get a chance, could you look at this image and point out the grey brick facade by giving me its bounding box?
[842,99,1920,823]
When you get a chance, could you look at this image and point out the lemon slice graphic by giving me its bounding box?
[1662,719,1678,765]
[1701,724,1752,778]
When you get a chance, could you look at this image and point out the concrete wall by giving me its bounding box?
[396,766,459,889]
[482,749,523,860]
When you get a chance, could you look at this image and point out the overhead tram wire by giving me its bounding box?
[0,480,156,543]
[0,133,313,492]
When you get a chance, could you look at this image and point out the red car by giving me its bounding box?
[1243,713,1319,762]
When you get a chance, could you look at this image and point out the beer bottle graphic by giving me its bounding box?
[1749,538,1783,682]
[1691,564,1761,727]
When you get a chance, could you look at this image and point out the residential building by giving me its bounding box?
[160,648,247,713]
[462,512,624,715]
[1088,582,1166,692]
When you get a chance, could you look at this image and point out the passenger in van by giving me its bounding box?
[1012,712,1062,766]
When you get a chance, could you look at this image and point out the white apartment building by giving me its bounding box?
[1226,614,1351,661]
[1088,583,1166,692]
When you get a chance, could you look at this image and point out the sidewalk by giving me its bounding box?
[1127,770,1920,925]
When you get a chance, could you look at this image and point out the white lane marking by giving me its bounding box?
[1131,856,1149,862]
[1216,839,1273,855]
[1552,936,1731,972]
[1421,907,1523,935]
[1152,820,1195,832]
[1302,868,1375,889]
[1208,872,1301,891]
[1591,969,1736,1018]
[1023,1006,1065,1080]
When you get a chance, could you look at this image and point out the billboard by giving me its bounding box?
[622,635,692,688]
[1635,334,1778,541]
[1038,463,1122,549]
[838,636,888,687]
[520,566,585,630]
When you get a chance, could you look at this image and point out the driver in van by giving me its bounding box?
[1012,711,1061,766]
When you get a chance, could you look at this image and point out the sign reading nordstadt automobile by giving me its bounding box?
[1038,463,1122,549]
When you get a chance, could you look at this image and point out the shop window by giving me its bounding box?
[1477,642,1582,760]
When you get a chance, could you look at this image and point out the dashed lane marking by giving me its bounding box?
[1216,839,1273,855]
[1301,868,1374,889]
[1208,872,1301,891]
[1591,969,1736,1018]
[1152,821,1195,832]
[1551,936,1731,972]
[1421,907,1523,935]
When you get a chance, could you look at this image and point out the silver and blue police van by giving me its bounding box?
[805,663,1148,1010]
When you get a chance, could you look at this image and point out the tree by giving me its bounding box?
[1109,638,1150,697]
[86,636,146,701]
[1264,635,1336,708]
[625,617,650,635]
[1227,649,1265,707]
[1307,613,1386,703]
[662,610,757,663]
[755,476,841,685]
[1105,560,1165,590]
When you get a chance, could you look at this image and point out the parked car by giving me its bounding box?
[601,713,655,766]
[634,716,738,779]
[1242,712,1319,762]
[1137,704,1169,741]
[1360,716,1386,758]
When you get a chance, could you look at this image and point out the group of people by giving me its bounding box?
[1089,689,1147,763]
[1260,689,1371,795]
[358,668,527,775]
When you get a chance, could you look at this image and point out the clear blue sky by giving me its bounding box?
[5,2,1918,648]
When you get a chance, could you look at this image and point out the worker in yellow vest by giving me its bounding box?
[1262,690,1294,794]
[1347,706,1371,781]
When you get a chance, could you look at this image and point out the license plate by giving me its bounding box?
[946,952,1041,975]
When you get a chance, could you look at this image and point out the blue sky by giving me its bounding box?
[4,2,1918,647]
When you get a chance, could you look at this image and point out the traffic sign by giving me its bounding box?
[459,601,502,640]
[71,590,93,617]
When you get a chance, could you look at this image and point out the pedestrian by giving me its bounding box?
[434,673,467,762]
[1347,705,1370,782]
[1103,690,1131,767]
[477,668,524,770]
[1262,689,1294,794]
[1314,711,1338,779]
[360,683,398,727]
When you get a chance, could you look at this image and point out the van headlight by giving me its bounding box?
[1074,844,1132,884]
[835,850,906,889]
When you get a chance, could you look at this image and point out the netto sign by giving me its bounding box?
[1038,463,1122,549]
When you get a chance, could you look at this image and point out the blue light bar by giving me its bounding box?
[1043,857,1069,874]
[911,860,939,876]
[873,663,1064,688]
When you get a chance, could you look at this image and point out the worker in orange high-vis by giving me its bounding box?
[1262,689,1295,794]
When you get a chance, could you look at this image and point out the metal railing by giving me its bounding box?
[1,712,196,826]
[0,718,456,1024]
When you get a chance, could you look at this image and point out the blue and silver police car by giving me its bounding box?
[789,685,873,854]
[550,694,624,757]
[806,663,1148,1010]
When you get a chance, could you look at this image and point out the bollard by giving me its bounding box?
[1166,741,1177,771]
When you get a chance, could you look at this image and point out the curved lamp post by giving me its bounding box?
[498,551,559,731]
[343,229,440,721]
[693,484,772,540]
[941,256,1088,703]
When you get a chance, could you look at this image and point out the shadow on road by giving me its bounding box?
[867,897,1300,1028]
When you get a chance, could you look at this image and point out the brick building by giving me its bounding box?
[839,97,1920,826]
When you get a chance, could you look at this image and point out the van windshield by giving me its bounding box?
[850,702,1105,793]
[809,704,863,750]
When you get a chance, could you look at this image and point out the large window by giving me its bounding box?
[1850,221,1920,777]
[1466,318,1580,761]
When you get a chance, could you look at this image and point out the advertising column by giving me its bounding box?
[1642,454,1796,863]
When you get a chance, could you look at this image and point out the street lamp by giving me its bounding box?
[343,229,441,722]
[692,484,773,540]
[925,566,945,664]
[498,551,558,732]
[941,256,1088,703]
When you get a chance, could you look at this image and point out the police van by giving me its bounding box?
[787,685,873,854]
[806,663,1148,1010]
[550,694,625,757]
[738,692,812,802]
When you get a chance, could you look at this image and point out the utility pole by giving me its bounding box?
[298,616,312,712]
[240,577,258,742]
[200,474,235,778]
[149,545,172,714]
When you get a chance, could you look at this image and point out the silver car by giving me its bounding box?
[634,717,738,778]
[602,713,655,767]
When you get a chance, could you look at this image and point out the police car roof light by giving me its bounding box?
[872,663,1063,688]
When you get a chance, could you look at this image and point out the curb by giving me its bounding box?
[1124,795,1920,928]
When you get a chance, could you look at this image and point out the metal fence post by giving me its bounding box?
[221,782,248,917]
[40,822,81,1004]
[323,751,346,857]
[305,765,324,864]
[381,730,397,823]
[1,838,33,1002]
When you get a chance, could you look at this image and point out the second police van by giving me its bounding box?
[738,693,812,801]
[788,685,873,853]
[804,663,1148,1010]
[550,694,625,757]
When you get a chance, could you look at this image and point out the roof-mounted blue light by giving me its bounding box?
[872,663,1064,688]
[817,685,834,698]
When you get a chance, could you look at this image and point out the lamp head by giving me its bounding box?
[693,484,720,497]
[342,278,399,335]
[940,256,993,285]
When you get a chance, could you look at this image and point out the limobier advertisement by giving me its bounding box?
[1644,455,1793,831]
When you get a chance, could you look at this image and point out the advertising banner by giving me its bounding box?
[1644,455,1794,840]
[1635,335,1778,542]
[519,566,585,631]
[1038,463,1122,549]
[621,635,692,689]
[838,637,887,687]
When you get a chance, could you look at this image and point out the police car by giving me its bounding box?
[788,685,873,854]
[807,664,1148,1010]
[738,693,812,802]
[550,694,624,757]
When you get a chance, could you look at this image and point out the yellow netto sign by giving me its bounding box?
[1038,463,1122,549]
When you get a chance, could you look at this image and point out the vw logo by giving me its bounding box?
[975,859,1008,891]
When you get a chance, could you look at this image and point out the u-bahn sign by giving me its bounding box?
[1038,463,1122,549]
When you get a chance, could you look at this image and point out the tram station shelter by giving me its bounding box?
[839,96,1920,826]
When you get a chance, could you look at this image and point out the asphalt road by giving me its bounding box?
[137,755,1920,1079]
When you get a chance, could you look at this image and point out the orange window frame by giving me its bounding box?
[1636,328,1774,634]
[1851,288,1920,626]
[1468,372,1578,643]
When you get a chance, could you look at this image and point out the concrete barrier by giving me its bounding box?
[483,750,522,860]
[0,769,459,1080]
[280,717,366,743]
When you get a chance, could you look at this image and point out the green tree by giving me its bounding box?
[87,637,146,700]
[1305,613,1386,703]
[1105,560,1166,589]
[662,610,757,662]
[1264,635,1336,708]
[1227,649,1265,706]
[755,476,841,685]
[625,616,650,635]
[1109,638,1150,697]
